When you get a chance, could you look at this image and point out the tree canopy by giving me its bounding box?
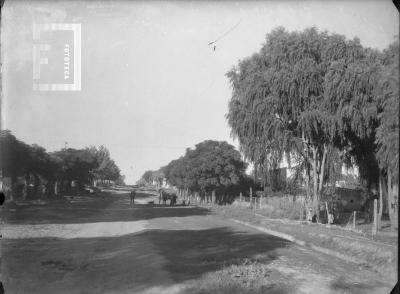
[163,140,248,195]
[375,41,399,182]
[226,27,398,218]
[0,130,122,197]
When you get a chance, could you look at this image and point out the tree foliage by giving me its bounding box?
[375,41,399,182]
[226,27,398,217]
[140,170,155,185]
[0,130,122,198]
[163,140,247,195]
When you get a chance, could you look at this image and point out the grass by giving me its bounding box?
[205,202,398,283]
[259,196,303,220]
[183,258,290,294]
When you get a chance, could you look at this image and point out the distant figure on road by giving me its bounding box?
[158,189,163,205]
[130,190,136,206]
[162,191,168,205]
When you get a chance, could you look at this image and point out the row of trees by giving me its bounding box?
[162,140,255,203]
[0,130,123,200]
[138,169,165,186]
[226,27,398,227]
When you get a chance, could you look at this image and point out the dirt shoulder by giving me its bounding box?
[205,203,398,284]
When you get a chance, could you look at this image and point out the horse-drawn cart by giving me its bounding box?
[159,189,178,206]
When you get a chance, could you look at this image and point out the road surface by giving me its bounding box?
[1,190,394,293]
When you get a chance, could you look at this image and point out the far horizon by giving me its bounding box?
[2,1,398,184]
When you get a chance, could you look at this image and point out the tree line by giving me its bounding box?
[226,27,398,227]
[137,169,165,187]
[0,130,124,200]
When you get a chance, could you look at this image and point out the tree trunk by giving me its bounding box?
[9,174,16,202]
[254,163,258,182]
[23,173,29,200]
[305,163,310,201]
[318,144,327,193]
[301,131,311,206]
[312,147,319,221]
[33,174,40,199]
[381,175,389,214]
[54,181,59,196]
[387,170,398,229]
[378,172,384,229]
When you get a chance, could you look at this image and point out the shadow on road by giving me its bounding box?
[2,227,290,294]
[143,227,290,282]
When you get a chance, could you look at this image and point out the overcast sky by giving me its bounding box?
[2,0,398,184]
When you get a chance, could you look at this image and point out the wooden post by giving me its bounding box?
[240,192,242,202]
[353,211,356,230]
[372,199,378,235]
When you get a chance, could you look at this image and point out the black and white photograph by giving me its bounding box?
[0,0,399,293]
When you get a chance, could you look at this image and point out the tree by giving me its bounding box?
[0,130,31,200]
[52,148,98,191]
[87,146,121,185]
[151,169,165,187]
[163,140,247,204]
[163,157,189,196]
[227,27,388,219]
[115,174,126,186]
[140,170,154,185]
[0,130,62,199]
[375,41,399,228]
[1,131,122,198]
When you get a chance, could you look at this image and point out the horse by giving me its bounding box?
[159,189,177,206]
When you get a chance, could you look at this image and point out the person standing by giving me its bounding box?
[158,189,163,205]
[130,189,136,206]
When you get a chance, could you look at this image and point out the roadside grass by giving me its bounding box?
[208,196,303,220]
[184,258,290,294]
[205,203,398,283]
[258,196,303,220]
[208,203,259,223]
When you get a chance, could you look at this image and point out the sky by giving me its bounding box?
[2,0,398,184]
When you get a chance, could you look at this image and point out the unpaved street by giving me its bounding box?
[1,191,394,294]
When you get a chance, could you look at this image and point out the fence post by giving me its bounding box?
[372,199,378,235]
[353,211,356,230]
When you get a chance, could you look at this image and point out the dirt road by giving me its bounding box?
[1,190,394,293]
